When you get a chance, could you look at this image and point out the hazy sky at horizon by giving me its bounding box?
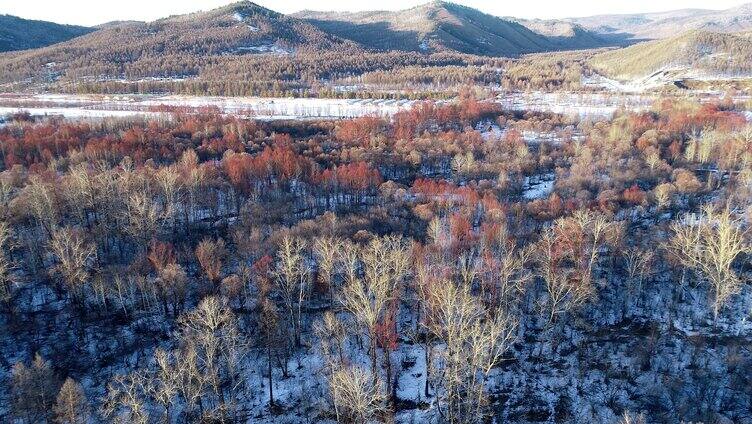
[1,0,749,26]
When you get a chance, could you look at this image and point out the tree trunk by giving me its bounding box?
[267,344,274,407]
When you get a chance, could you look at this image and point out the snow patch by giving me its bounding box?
[523,173,555,200]
[233,12,260,32]
[234,44,291,55]
[496,91,653,118]
[581,72,673,93]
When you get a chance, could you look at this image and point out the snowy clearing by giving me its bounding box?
[0,94,423,120]
[233,45,292,55]
[1,92,750,123]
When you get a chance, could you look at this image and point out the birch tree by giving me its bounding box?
[49,227,96,301]
[274,235,310,347]
[329,365,386,424]
[313,236,342,304]
[341,236,410,378]
[666,204,750,318]
[535,210,618,323]
[422,279,517,423]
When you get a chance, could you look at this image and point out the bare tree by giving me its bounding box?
[154,166,182,231]
[157,263,188,316]
[63,164,96,227]
[313,235,343,304]
[102,372,149,424]
[18,176,58,238]
[122,191,166,249]
[195,238,227,288]
[422,277,517,423]
[340,236,410,378]
[479,223,533,310]
[177,296,248,416]
[666,204,750,318]
[53,378,90,424]
[144,349,179,423]
[535,228,583,324]
[338,239,360,286]
[314,311,347,367]
[617,411,647,424]
[258,297,281,408]
[49,227,96,301]
[623,247,654,299]
[328,365,386,423]
[653,183,675,210]
[11,354,59,424]
[174,346,206,417]
[535,210,618,323]
[274,235,310,347]
[0,220,17,306]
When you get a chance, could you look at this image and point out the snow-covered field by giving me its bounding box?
[0,94,422,120]
[1,92,750,123]
[0,92,645,122]
[497,92,655,118]
[0,106,165,119]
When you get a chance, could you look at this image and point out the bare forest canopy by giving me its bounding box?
[1,96,752,422]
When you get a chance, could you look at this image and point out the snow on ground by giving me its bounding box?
[233,12,260,32]
[496,92,654,119]
[0,106,164,119]
[0,94,421,120]
[476,120,585,146]
[581,70,679,93]
[1,92,749,124]
[234,45,292,55]
[583,69,752,94]
[523,173,555,200]
[396,343,427,403]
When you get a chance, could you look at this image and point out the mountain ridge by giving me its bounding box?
[565,3,752,42]
[293,1,612,55]
[0,14,93,53]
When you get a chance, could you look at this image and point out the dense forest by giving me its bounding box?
[1,94,752,423]
[0,50,589,98]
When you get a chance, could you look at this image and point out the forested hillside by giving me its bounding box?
[591,30,752,80]
[0,15,92,52]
